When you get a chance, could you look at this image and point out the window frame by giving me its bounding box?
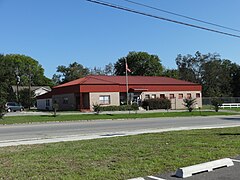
[145,94,150,100]
[63,97,69,104]
[170,94,175,99]
[160,94,165,99]
[187,93,192,99]
[178,93,183,99]
[151,94,156,99]
[46,99,50,107]
[99,95,111,105]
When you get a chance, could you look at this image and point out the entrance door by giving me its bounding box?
[75,94,80,110]
[82,93,90,109]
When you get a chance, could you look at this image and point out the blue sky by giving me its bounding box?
[1,0,240,78]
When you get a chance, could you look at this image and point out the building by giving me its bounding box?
[36,92,53,110]
[37,75,202,111]
[12,86,51,97]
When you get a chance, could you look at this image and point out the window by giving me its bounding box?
[160,94,165,99]
[178,94,183,99]
[99,95,110,105]
[170,94,175,99]
[63,97,69,104]
[145,94,150,100]
[187,93,191,99]
[196,93,201,98]
[46,99,50,106]
[151,94,156,99]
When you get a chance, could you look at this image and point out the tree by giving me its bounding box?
[211,98,222,112]
[229,63,240,97]
[114,51,163,76]
[0,54,52,106]
[162,68,179,79]
[201,59,233,97]
[183,98,196,112]
[53,62,89,84]
[175,51,239,97]
[176,51,220,84]
[0,55,7,117]
[104,63,114,75]
[90,66,105,75]
[18,89,35,108]
[3,54,53,87]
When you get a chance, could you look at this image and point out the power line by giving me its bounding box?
[86,0,240,39]
[122,0,240,33]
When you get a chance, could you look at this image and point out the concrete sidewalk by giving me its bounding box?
[3,109,183,116]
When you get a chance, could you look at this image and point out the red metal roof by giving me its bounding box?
[54,75,198,89]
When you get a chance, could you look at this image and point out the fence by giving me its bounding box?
[202,97,240,106]
[220,103,240,108]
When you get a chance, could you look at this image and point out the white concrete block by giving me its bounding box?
[175,158,234,178]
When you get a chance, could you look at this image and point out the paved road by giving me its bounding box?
[0,115,240,146]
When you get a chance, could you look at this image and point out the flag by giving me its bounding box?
[126,63,131,72]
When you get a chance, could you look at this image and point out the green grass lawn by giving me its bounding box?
[0,127,240,179]
[221,107,240,111]
[1,111,238,125]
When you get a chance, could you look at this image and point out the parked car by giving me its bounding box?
[5,102,24,112]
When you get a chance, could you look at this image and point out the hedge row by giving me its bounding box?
[99,104,139,111]
[142,98,171,110]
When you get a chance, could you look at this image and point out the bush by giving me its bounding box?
[183,98,196,112]
[211,98,222,112]
[99,105,139,112]
[142,98,171,110]
[93,104,101,114]
[0,103,5,119]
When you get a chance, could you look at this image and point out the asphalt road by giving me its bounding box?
[0,115,240,143]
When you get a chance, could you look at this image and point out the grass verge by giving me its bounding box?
[0,111,237,124]
[220,107,240,111]
[0,127,240,179]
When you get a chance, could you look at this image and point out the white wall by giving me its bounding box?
[141,91,202,109]
[37,99,53,110]
[90,92,120,110]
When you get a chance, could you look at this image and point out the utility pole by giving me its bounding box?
[125,58,132,105]
[15,67,20,103]
[28,65,32,110]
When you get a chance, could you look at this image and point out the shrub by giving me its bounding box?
[211,98,222,112]
[183,98,196,112]
[0,100,5,119]
[93,104,101,114]
[142,98,171,110]
[99,105,139,111]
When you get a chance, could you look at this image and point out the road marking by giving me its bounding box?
[147,176,166,180]
[232,159,240,163]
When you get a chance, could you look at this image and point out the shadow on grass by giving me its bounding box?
[40,115,58,118]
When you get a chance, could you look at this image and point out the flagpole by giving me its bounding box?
[125,58,129,105]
